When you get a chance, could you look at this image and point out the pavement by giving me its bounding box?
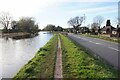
[68,33,120,70]
[54,36,63,78]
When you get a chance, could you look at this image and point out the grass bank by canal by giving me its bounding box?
[60,34,119,78]
[13,34,58,79]
[81,34,120,43]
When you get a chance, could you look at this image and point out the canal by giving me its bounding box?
[0,31,53,78]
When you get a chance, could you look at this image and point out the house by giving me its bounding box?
[101,25,116,33]
[101,25,120,37]
[101,19,117,37]
[112,25,120,37]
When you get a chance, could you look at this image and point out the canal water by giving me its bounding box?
[0,31,53,78]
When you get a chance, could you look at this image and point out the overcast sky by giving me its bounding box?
[0,0,119,29]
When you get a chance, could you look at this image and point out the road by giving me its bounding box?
[68,33,120,70]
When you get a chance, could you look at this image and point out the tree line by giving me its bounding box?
[42,15,105,34]
[43,24,63,31]
[0,12,40,34]
[67,15,104,34]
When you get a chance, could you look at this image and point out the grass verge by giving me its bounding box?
[13,34,58,79]
[81,34,120,43]
[60,34,119,78]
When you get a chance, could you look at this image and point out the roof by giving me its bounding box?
[101,26,116,31]
[113,28,120,32]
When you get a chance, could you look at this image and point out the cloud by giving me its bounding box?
[0,0,118,29]
[68,0,119,2]
[0,0,118,19]
[69,5,117,15]
[0,0,68,19]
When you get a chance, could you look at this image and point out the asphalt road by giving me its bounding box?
[68,33,120,70]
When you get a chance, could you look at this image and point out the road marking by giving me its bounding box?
[95,43,101,44]
[89,41,95,44]
[88,40,100,44]
[108,47,120,52]
[77,36,100,44]
[72,34,119,52]
[74,36,118,50]
[78,36,103,45]
[88,41,102,45]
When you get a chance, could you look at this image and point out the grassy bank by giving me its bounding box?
[13,34,58,79]
[60,34,118,78]
[81,34,120,43]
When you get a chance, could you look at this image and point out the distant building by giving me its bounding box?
[114,25,120,37]
[101,26,116,34]
[101,20,120,37]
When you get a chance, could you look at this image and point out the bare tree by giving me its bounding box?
[67,17,76,27]
[67,16,85,33]
[93,15,104,28]
[91,22,100,35]
[91,23,99,30]
[0,12,12,30]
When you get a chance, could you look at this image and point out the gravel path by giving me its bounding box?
[54,36,63,79]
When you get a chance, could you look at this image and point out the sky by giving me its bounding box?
[0,0,119,29]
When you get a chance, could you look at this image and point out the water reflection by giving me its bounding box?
[0,31,53,78]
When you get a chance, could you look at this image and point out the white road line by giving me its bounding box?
[78,37,103,46]
[73,35,120,52]
[108,47,120,52]
[95,43,101,44]
[88,41,102,45]
[89,41,95,44]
